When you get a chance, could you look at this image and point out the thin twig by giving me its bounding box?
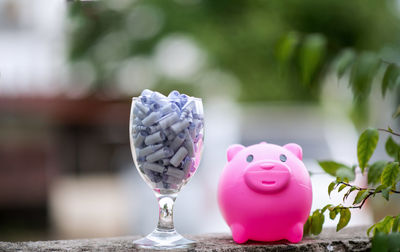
[335,181,400,210]
[337,181,400,194]
[336,190,374,209]
[378,128,400,137]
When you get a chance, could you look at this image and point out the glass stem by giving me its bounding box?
[155,193,177,232]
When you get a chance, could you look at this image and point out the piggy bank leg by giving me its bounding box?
[231,223,248,244]
[287,223,303,243]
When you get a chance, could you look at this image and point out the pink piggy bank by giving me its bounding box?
[218,142,312,244]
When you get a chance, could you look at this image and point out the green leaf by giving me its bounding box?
[298,34,327,86]
[338,184,347,192]
[303,216,312,236]
[382,187,391,201]
[311,210,324,235]
[350,52,381,101]
[371,232,389,252]
[368,223,377,236]
[382,63,400,97]
[368,161,387,185]
[337,208,351,231]
[336,167,356,181]
[318,161,348,176]
[372,232,400,252]
[353,189,369,205]
[381,162,400,187]
[374,184,387,196]
[387,233,400,252]
[385,136,400,159]
[343,187,357,201]
[276,32,299,68]
[371,233,400,252]
[375,216,395,234]
[375,184,387,191]
[357,128,379,173]
[370,224,400,252]
[318,161,353,180]
[329,208,339,220]
[328,182,336,197]
[321,204,333,214]
[393,105,400,119]
[392,215,400,233]
[334,49,356,79]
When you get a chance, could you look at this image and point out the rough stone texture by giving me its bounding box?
[0,226,370,252]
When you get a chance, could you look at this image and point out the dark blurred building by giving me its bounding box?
[0,96,131,240]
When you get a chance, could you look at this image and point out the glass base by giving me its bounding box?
[133,229,196,250]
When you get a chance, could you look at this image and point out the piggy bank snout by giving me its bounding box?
[258,162,275,170]
[244,160,291,194]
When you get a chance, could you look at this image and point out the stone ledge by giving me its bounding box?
[0,226,370,252]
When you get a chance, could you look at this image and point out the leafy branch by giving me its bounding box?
[303,128,400,245]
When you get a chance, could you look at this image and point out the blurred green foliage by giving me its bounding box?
[68,0,400,102]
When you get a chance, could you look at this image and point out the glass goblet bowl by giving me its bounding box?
[129,91,204,249]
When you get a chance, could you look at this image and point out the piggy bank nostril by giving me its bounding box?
[259,163,274,170]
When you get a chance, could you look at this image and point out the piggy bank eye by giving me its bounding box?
[280,154,287,162]
[246,155,254,162]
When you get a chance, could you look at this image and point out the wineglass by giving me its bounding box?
[129,90,204,249]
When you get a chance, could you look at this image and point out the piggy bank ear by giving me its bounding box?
[284,143,303,160]
[227,144,245,162]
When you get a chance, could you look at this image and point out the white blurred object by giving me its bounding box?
[0,0,67,97]
[154,35,205,80]
[116,56,158,95]
[197,69,241,99]
[49,176,130,239]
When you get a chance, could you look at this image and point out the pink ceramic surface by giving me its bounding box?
[217,142,312,244]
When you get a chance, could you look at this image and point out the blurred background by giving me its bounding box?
[1,0,400,241]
